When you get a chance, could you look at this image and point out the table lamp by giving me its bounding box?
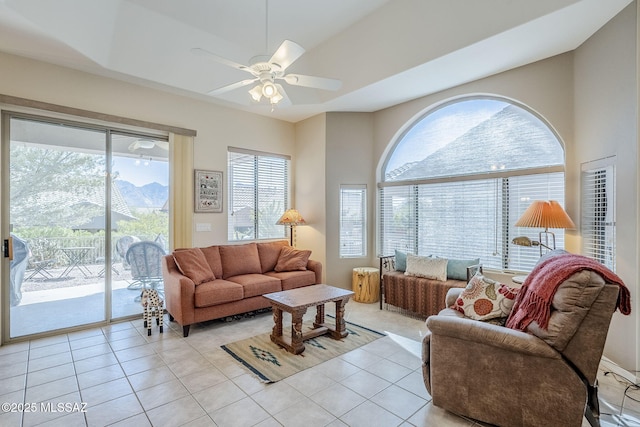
[276,209,306,246]
[512,200,575,255]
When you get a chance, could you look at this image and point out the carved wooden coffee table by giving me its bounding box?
[263,284,355,355]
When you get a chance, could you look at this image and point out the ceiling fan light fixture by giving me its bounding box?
[249,85,263,102]
[137,140,155,149]
[270,90,283,104]
[262,81,277,98]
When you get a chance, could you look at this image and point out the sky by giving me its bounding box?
[112,156,168,187]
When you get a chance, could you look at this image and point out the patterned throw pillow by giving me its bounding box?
[452,274,519,320]
[404,254,448,281]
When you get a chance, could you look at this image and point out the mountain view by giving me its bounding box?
[115,180,168,208]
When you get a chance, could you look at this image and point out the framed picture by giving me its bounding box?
[195,170,223,213]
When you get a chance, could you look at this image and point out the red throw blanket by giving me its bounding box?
[506,253,631,331]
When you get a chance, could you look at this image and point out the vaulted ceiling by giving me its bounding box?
[0,0,633,122]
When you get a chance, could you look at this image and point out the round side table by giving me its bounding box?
[352,267,380,303]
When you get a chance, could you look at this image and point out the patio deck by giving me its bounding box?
[10,263,153,338]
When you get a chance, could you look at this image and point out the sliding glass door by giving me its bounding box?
[3,113,169,339]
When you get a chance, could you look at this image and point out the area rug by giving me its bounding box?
[221,319,385,383]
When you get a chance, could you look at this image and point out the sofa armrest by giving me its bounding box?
[445,288,464,307]
[161,256,196,325]
[426,314,560,359]
[306,259,323,284]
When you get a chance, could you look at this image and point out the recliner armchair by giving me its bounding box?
[423,259,623,427]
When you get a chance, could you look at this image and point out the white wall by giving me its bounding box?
[573,2,638,371]
[294,114,327,279]
[324,112,376,289]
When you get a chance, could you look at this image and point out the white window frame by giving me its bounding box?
[340,185,367,258]
[581,156,616,271]
[227,147,290,241]
[378,96,566,272]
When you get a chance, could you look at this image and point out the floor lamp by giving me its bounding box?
[276,209,306,246]
[511,200,575,255]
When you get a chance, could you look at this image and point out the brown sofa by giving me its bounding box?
[162,240,322,337]
[422,251,625,427]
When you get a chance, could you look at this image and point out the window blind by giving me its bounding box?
[581,158,616,270]
[228,150,289,241]
[507,173,566,271]
[379,172,565,271]
[340,185,367,258]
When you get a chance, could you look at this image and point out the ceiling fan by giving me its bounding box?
[192,39,342,107]
[128,139,169,152]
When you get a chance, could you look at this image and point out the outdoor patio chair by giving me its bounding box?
[116,235,140,270]
[26,257,56,281]
[126,241,165,299]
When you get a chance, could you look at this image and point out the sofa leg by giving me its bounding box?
[169,314,174,322]
[183,325,190,337]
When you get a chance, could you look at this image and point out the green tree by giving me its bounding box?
[10,146,105,228]
[116,209,168,240]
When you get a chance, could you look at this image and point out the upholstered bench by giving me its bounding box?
[379,252,481,318]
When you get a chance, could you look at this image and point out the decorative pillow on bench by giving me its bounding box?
[404,254,448,281]
[451,273,519,321]
[394,251,479,281]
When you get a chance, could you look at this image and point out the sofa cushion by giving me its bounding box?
[226,274,281,298]
[451,274,519,321]
[172,248,215,285]
[219,243,262,279]
[405,254,448,281]
[265,270,316,290]
[194,279,244,308]
[200,245,223,278]
[275,246,311,272]
[257,240,290,273]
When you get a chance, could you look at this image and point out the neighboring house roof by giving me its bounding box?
[71,184,137,231]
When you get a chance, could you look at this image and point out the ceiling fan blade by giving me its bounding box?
[269,40,305,71]
[274,84,292,106]
[191,47,253,74]
[283,74,342,91]
[207,78,258,96]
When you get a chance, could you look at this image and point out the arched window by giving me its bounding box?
[379,97,566,271]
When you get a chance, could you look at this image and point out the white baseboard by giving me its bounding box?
[601,355,638,384]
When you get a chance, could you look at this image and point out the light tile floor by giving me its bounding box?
[1,301,640,427]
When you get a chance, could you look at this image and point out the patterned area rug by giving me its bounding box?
[221,319,385,383]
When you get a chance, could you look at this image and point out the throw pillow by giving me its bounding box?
[404,254,448,281]
[446,258,480,281]
[274,246,312,272]
[173,248,215,285]
[452,274,519,321]
[394,249,408,272]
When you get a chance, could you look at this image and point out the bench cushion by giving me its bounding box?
[384,271,467,318]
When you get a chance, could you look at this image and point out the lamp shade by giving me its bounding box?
[276,209,306,226]
[515,200,575,229]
